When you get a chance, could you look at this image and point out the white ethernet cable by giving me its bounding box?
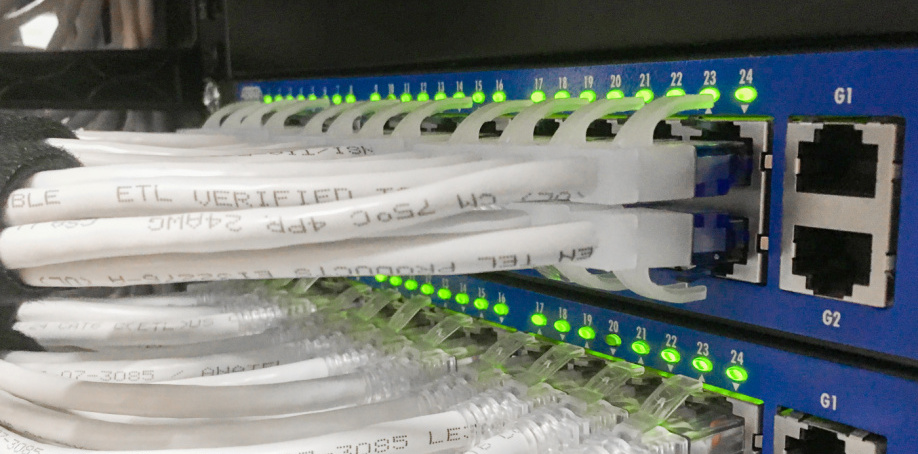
[15,333,355,382]
[0,159,593,269]
[3,158,523,225]
[0,355,434,418]
[17,221,599,287]
[0,375,478,450]
[11,303,310,348]
[0,388,526,454]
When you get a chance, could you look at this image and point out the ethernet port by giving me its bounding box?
[795,124,879,198]
[774,409,886,454]
[791,226,872,299]
[780,119,902,307]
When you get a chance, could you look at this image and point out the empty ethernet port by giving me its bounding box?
[795,124,878,198]
[775,409,886,454]
[791,226,872,299]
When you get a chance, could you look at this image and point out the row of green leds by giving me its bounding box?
[262,86,757,105]
[374,274,749,384]
[374,274,510,315]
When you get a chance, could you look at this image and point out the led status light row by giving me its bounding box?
[374,275,509,316]
[261,85,757,106]
[373,275,749,384]
[528,310,748,383]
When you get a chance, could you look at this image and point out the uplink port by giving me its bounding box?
[796,124,879,198]
[791,226,872,299]
[774,409,886,454]
[780,118,902,307]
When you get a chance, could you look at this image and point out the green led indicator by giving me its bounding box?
[554,90,571,99]
[417,92,430,102]
[605,333,622,347]
[579,90,597,102]
[263,94,273,103]
[635,89,654,103]
[726,365,749,382]
[605,89,625,99]
[471,91,486,103]
[530,90,547,103]
[665,87,686,97]
[434,92,448,101]
[578,326,596,340]
[388,276,403,287]
[331,94,343,105]
[692,356,714,373]
[374,274,388,283]
[273,94,284,102]
[386,94,397,100]
[420,283,435,295]
[660,348,682,364]
[400,92,413,102]
[345,93,357,103]
[437,288,452,300]
[473,298,489,311]
[285,94,295,100]
[296,94,306,100]
[452,91,466,99]
[308,93,318,100]
[493,303,510,316]
[734,86,758,103]
[404,279,418,291]
[455,293,469,305]
[631,340,651,355]
[531,313,548,326]
[492,91,507,103]
[554,319,572,333]
[699,87,721,101]
[369,92,382,101]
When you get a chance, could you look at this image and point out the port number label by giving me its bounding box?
[665,334,678,347]
[535,301,545,313]
[584,75,594,89]
[730,349,744,365]
[703,70,717,85]
[739,68,753,84]
[608,319,619,333]
[558,307,568,320]
[534,77,544,90]
[639,73,651,87]
[558,76,568,89]
[822,310,841,328]
[834,87,853,104]
[820,393,838,411]
[609,74,622,88]
[670,72,683,87]
[696,342,710,356]
[583,313,593,326]
[635,326,647,340]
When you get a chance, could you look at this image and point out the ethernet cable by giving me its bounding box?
[11,303,311,349]
[0,374,479,450]
[0,388,529,454]
[0,354,437,418]
[3,158,523,225]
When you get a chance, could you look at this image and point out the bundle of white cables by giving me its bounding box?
[0,93,730,303]
[0,280,739,454]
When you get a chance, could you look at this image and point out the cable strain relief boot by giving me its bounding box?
[0,141,82,305]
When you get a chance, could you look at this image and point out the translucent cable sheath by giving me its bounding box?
[16,299,227,322]
[1,159,592,269]
[0,357,428,417]
[18,222,599,287]
[4,159,520,225]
